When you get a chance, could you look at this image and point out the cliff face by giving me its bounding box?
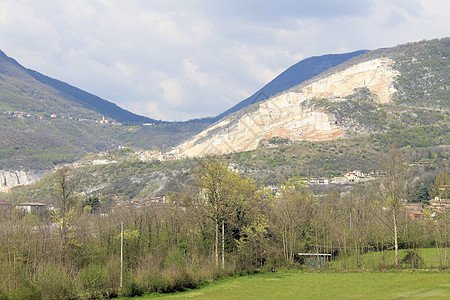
[0,169,49,192]
[173,58,399,157]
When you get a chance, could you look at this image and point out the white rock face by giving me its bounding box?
[0,169,50,192]
[173,58,399,157]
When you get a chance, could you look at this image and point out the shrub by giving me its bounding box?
[77,264,107,296]
[0,288,8,300]
[401,250,424,268]
[8,285,40,300]
[121,282,144,297]
[33,264,73,300]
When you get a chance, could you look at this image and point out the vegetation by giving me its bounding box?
[119,270,450,299]
[0,158,448,299]
[0,38,448,299]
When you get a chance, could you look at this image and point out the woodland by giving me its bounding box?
[0,149,448,299]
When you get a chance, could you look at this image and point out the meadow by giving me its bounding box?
[120,270,450,299]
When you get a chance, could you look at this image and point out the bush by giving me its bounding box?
[33,264,73,300]
[0,289,8,300]
[77,264,107,296]
[8,285,40,300]
[401,250,424,268]
[122,282,144,297]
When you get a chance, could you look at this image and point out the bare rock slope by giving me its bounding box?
[173,58,399,157]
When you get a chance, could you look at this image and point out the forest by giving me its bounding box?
[0,149,448,299]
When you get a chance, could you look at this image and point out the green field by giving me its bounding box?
[331,248,449,270]
[122,270,450,300]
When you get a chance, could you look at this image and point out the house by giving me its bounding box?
[0,202,11,210]
[429,197,449,212]
[404,203,424,220]
[309,178,331,185]
[310,177,319,184]
[318,178,331,184]
[371,170,387,176]
[345,173,357,182]
[15,202,47,214]
[408,211,423,220]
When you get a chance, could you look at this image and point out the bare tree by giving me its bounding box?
[378,148,407,266]
[272,179,312,265]
[52,167,76,263]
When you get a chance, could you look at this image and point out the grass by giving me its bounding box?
[121,270,450,299]
[331,248,449,270]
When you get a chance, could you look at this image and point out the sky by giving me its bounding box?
[0,0,448,121]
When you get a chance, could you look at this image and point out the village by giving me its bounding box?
[2,182,447,223]
[2,110,122,125]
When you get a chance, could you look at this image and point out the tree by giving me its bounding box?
[52,167,76,263]
[272,179,312,265]
[83,196,101,213]
[196,160,256,268]
[431,170,449,200]
[378,149,407,266]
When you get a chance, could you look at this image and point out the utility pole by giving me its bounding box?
[120,222,123,288]
[222,222,225,269]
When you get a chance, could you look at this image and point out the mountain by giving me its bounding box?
[0,50,156,125]
[11,38,450,200]
[0,50,213,171]
[0,47,367,172]
[172,38,449,158]
[214,50,368,121]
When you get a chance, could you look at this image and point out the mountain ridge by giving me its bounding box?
[0,49,156,125]
[172,38,449,158]
[213,50,369,121]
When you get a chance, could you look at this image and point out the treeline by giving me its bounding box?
[0,153,448,299]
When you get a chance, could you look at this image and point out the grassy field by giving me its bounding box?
[122,270,450,300]
[331,248,449,270]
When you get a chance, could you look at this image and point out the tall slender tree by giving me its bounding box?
[379,149,407,266]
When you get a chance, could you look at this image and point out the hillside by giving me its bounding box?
[2,39,449,196]
[0,51,213,171]
[0,50,156,124]
[213,50,368,121]
[172,38,449,158]
[0,48,366,172]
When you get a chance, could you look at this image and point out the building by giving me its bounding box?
[309,178,331,185]
[404,203,424,220]
[344,170,364,183]
[429,197,449,212]
[15,202,47,214]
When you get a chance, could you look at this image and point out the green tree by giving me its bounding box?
[196,160,256,268]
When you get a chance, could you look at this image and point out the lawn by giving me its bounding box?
[123,270,450,299]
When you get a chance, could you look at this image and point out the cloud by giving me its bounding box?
[145,101,166,120]
[160,79,184,107]
[0,0,448,121]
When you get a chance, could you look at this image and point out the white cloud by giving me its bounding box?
[160,79,184,107]
[145,101,166,120]
[113,62,134,77]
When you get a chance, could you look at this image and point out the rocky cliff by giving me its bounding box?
[0,169,50,192]
[172,58,399,157]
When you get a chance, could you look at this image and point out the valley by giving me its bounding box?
[0,38,448,300]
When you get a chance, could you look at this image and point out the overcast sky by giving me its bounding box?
[0,0,448,121]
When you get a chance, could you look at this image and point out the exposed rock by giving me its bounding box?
[0,169,50,192]
[173,58,400,157]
